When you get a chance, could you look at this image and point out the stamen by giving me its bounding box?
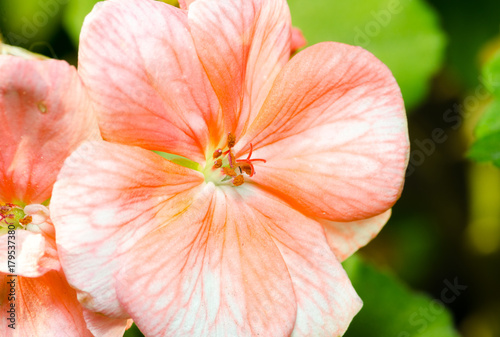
[222,167,237,177]
[19,215,32,226]
[227,150,235,168]
[213,159,222,168]
[232,175,244,186]
[239,163,252,176]
[235,143,266,177]
[227,132,236,148]
[213,149,222,159]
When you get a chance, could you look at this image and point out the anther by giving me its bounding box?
[232,175,244,186]
[222,167,237,177]
[227,132,236,148]
[213,159,222,168]
[213,149,223,159]
[235,143,266,177]
[19,215,32,226]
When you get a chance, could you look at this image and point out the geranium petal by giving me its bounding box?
[0,230,59,277]
[239,42,409,221]
[117,184,297,337]
[320,209,392,262]
[178,0,195,10]
[50,141,204,318]
[290,27,307,54]
[188,0,291,139]
[116,183,360,336]
[78,0,221,163]
[246,188,362,336]
[82,309,131,337]
[0,271,92,336]
[0,56,98,204]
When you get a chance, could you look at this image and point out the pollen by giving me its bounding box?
[222,167,237,177]
[227,132,236,148]
[213,159,222,168]
[19,215,32,226]
[232,175,244,186]
[213,149,222,159]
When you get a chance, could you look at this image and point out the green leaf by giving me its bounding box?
[469,132,500,167]
[343,255,461,337]
[62,0,179,47]
[429,0,500,89]
[0,0,63,48]
[124,323,144,337]
[482,50,500,98]
[62,0,100,46]
[287,0,446,110]
[475,100,500,139]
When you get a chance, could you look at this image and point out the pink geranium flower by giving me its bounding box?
[0,54,129,336]
[51,0,409,336]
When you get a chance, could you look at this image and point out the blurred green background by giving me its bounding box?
[1,0,500,336]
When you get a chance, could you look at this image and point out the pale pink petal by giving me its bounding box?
[0,56,98,204]
[238,42,409,222]
[82,309,131,337]
[116,184,360,336]
[178,0,195,10]
[0,230,60,277]
[320,209,392,262]
[188,0,291,139]
[0,271,93,336]
[50,140,204,318]
[290,27,307,54]
[79,0,220,163]
[23,204,55,238]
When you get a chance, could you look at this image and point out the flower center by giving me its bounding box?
[0,202,32,235]
[204,133,266,186]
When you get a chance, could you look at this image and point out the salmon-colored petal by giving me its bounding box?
[82,309,131,337]
[0,271,93,336]
[50,140,204,318]
[78,0,220,163]
[0,56,98,204]
[239,42,409,221]
[117,184,296,337]
[188,0,291,139]
[245,188,362,336]
[115,184,360,336]
[290,27,307,54]
[320,209,392,262]
[0,230,59,277]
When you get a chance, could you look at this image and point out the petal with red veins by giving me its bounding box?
[319,209,392,262]
[0,56,98,204]
[239,42,409,222]
[0,230,59,277]
[0,271,93,337]
[50,140,204,318]
[188,0,291,138]
[117,184,296,337]
[116,184,360,336]
[78,0,221,163]
[246,188,362,336]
